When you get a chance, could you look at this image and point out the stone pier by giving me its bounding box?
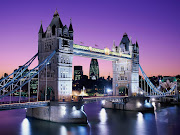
[26,101,87,124]
[102,96,154,112]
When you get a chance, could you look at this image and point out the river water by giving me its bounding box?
[0,102,180,135]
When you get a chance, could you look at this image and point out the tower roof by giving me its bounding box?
[120,33,130,44]
[38,23,44,33]
[50,10,63,28]
[120,32,130,51]
[69,18,73,32]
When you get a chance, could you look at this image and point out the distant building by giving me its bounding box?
[89,58,99,80]
[74,66,83,81]
[82,75,88,80]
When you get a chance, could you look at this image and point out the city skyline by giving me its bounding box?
[0,0,180,78]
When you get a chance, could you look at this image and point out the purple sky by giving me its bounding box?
[0,0,180,78]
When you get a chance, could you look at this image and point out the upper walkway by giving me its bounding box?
[73,44,131,61]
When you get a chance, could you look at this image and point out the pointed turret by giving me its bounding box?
[38,22,44,33]
[38,22,44,39]
[112,40,116,52]
[136,41,139,48]
[69,18,73,32]
[129,36,132,45]
[113,40,115,47]
[68,18,73,40]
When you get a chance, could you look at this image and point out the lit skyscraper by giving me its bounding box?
[89,58,99,80]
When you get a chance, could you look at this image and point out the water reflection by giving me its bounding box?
[59,126,67,135]
[1,102,180,135]
[99,108,107,124]
[21,118,31,135]
[136,112,145,135]
[152,102,156,110]
[98,108,108,135]
[25,117,90,135]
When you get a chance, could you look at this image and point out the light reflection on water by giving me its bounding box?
[21,118,31,135]
[98,108,108,135]
[136,112,145,135]
[0,102,180,135]
[99,108,107,124]
[59,126,67,135]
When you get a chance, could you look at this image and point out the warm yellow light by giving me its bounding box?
[104,47,110,55]
[89,46,92,51]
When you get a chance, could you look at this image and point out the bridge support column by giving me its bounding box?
[26,101,87,124]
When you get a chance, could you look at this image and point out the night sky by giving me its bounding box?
[0,0,179,78]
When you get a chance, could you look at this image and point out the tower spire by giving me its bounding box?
[129,36,132,45]
[38,21,44,33]
[136,40,139,48]
[53,9,59,17]
[113,40,115,47]
[69,18,73,31]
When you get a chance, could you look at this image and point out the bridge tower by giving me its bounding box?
[112,33,139,96]
[38,10,73,101]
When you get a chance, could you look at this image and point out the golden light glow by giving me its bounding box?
[89,46,92,51]
[104,47,110,55]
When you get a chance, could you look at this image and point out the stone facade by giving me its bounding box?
[112,33,139,96]
[38,10,73,101]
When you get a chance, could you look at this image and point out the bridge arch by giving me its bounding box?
[118,85,128,96]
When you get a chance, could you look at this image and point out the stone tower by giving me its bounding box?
[38,10,73,101]
[112,33,139,96]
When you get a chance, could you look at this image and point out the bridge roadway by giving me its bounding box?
[0,96,127,110]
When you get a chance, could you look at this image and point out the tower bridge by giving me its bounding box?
[0,10,178,123]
